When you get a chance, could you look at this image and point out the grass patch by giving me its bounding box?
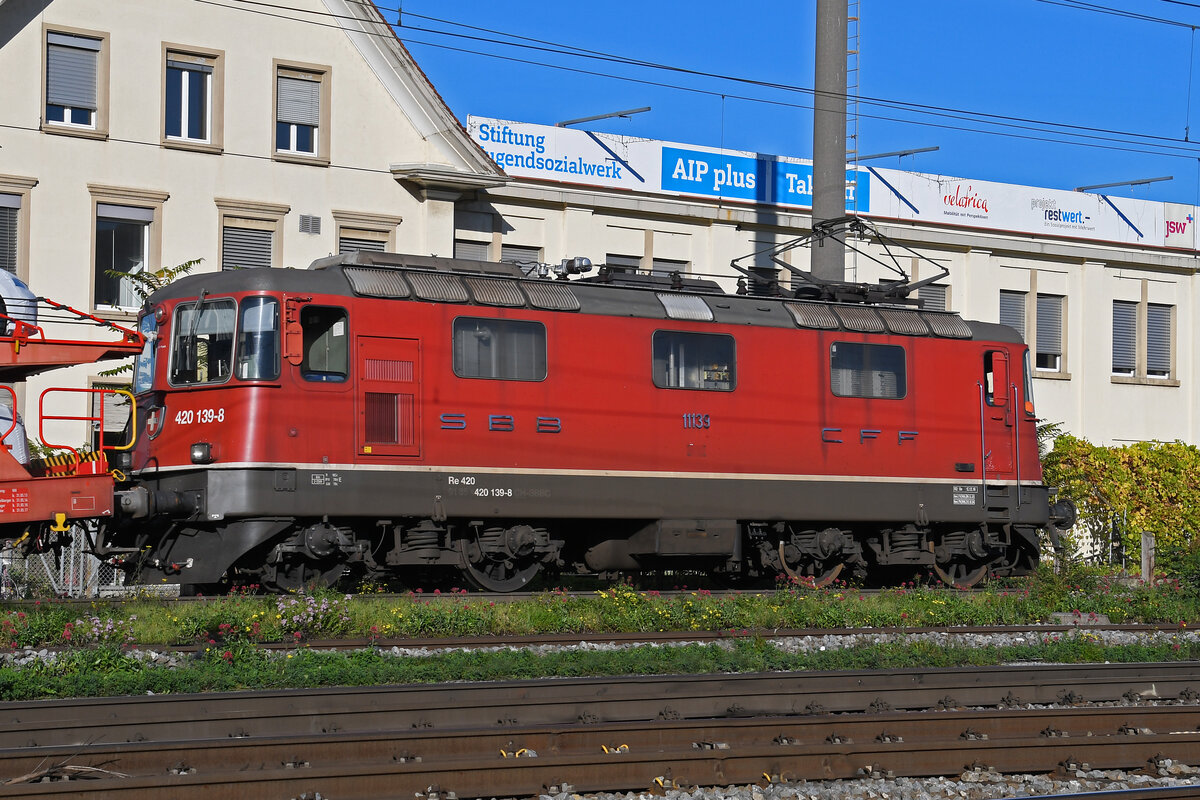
[1,634,1197,702]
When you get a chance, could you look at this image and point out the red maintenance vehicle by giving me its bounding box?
[0,283,144,557]
[38,217,1070,595]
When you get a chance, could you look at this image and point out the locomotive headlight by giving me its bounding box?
[190,442,214,464]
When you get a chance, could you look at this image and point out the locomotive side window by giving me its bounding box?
[169,299,236,385]
[829,342,906,399]
[235,297,280,380]
[652,331,735,391]
[301,306,348,382]
[452,317,547,381]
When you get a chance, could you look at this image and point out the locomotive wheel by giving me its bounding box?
[933,560,989,590]
[458,539,541,592]
[778,541,844,589]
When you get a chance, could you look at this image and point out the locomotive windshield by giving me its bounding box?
[169,298,236,385]
[235,297,280,380]
[133,314,157,394]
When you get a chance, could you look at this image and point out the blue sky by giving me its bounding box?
[393,1,1200,204]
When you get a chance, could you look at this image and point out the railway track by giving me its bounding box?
[2,663,1199,798]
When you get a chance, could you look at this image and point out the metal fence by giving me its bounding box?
[1,524,126,598]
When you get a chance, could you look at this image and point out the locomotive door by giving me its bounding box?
[356,336,421,458]
[982,349,1016,476]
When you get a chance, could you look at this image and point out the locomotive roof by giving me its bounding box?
[146,252,1023,344]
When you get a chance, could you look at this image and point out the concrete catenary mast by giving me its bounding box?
[811,0,848,281]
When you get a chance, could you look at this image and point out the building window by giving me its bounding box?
[45,31,105,131]
[455,239,489,261]
[339,230,387,254]
[653,331,735,391]
[500,244,541,267]
[165,52,214,143]
[652,257,689,276]
[216,198,288,271]
[0,195,18,275]
[222,223,272,270]
[998,290,1026,337]
[1112,300,1136,376]
[0,178,37,280]
[1035,294,1064,372]
[1147,303,1172,378]
[999,289,1065,374]
[606,254,641,273]
[333,211,401,256]
[89,382,132,451]
[453,317,546,381]
[95,204,152,309]
[919,284,948,312]
[1113,298,1175,381]
[830,342,906,399]
[89,185,167,313]
[274,64,329,161]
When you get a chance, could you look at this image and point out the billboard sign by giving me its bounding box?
[469,116,869,212]
[471,116,1194,252]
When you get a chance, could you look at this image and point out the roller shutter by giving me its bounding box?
[46,33,100,110]
[1111,301,1136,374]
[1147,303,1172,377]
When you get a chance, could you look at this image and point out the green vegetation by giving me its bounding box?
[0,634,1196,702]
[1,566,1196,701]
[1043,434,1200,572]
[3,567,1198,650]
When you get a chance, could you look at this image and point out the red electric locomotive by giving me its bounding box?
[101,230,1074,593]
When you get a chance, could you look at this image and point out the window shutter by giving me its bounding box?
[1147,303,1172,376]
[919,284,947,312]
[276,75,319,126]
[222,226,272,269]
[500,244,540,264]
[1036,294,1063,358]
[998,290,1025,337]
[652,258,689,276]
[0,206,16,275]
[46,34,100,110]
[1111,301,1136,374]
[606,253,641,272]
[339,236,386,254]
[454,239,488,261]
[97,203,154,223]
[166,58,213,74]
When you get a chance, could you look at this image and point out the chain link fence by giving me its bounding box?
[1,524,127,598]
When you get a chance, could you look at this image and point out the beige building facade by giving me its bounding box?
[0,0,504,444]
[453,119,1198,448]
[0,0,1194,450]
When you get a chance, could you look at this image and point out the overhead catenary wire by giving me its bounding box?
[184,0,1200,165]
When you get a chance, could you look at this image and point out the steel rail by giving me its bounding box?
[2,662,1199,749]
[1,723,1198,798]
[2,706,1200,780]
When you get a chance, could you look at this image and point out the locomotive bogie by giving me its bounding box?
[102,253,1063,591]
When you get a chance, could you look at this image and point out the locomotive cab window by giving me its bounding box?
[235,297,280,380]
[830,342,906,399]
[652,331,735,391]
[301,306,348,382]
[453,317,547,381]
[984,350,1010,407]
[169,299,236,386]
